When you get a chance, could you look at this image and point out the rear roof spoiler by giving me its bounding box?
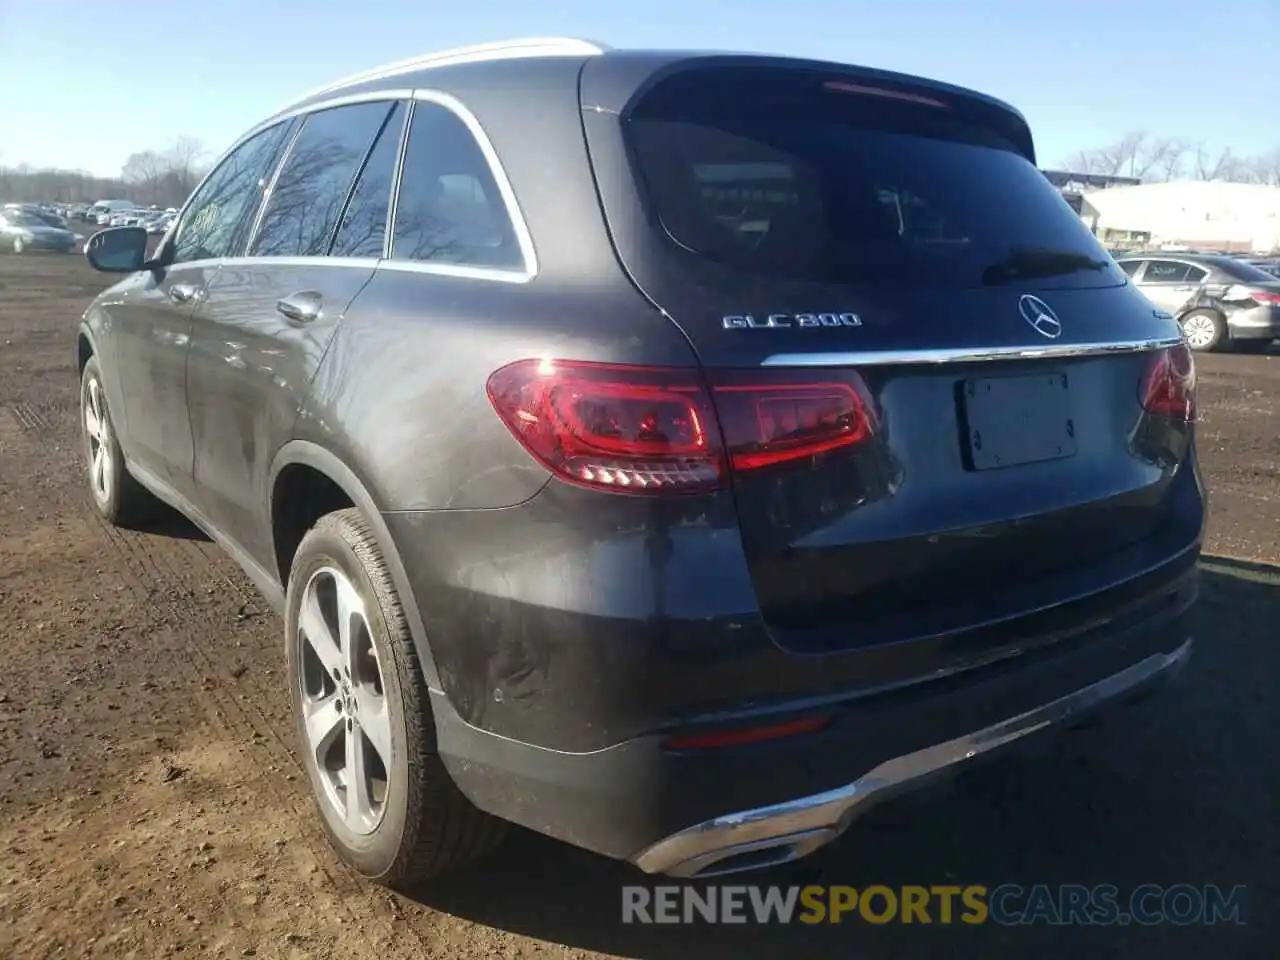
[581,51,1037,165]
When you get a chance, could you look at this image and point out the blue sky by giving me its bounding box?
[1,0,1275,177]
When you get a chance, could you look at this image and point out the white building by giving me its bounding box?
[1078,181,1280,253]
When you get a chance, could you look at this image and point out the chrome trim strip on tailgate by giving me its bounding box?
[761,335,1185,367]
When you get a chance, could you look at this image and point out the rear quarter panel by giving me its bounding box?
[294,56,706,511]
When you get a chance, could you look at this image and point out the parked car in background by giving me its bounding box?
[78,38,1203,887]
[1,208,77,253]
[116,210,154,227]
[31,209,70,230]
[1116,252,1280,351]
[145,212,176,235]
[89,200,137,225]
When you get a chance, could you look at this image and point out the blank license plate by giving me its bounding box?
[962,372,1077,470]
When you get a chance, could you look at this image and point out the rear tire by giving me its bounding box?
[285,508,507,888]
[1179,310,1225,352]
[80,357,160,526]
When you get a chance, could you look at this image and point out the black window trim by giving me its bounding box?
[171,87,538,282]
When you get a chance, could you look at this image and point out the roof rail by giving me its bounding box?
[286,37,611,107]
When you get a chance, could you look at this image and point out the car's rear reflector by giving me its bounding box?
[662,714,833,751]
[486,360,878,494]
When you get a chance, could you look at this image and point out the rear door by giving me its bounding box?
[580,59,1195,653]
[185,99,403,569]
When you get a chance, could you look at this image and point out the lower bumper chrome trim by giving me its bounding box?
[632,638,1192,878]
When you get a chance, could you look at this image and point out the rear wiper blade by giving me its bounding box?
[981,248,1110,286]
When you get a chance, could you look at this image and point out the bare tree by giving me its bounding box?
[165,136,206,196]
[1147,138,1188,181]
[1094,132,1148,177]
[121,150,168,202]
[1192,144,1238,181]
[1253,149,1280,186]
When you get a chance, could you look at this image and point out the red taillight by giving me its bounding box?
[485,359,723,493]
[1140,343,1196,421]
[486,360,877,494]
[707,369,876,471]
[1249,289,1280,305]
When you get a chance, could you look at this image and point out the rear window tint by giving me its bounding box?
[1143,261,1193,283]
[625,67,1121,290]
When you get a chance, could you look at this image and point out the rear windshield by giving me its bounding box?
[625,67,1123,290]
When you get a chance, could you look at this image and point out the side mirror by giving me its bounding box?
[84,227,149,273]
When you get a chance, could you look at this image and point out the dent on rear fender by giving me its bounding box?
[384,488,778,751]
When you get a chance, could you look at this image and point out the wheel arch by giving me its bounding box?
[76,322,96,375]
[268,440,442,692]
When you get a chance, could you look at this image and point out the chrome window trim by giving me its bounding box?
[374,260,532,285]
[388,88,537,281]
[760,336,1185,367]
[206,86,535,284]
[220,256,380,270]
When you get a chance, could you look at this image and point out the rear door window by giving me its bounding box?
[331,102,405,258]
[1118,259,1143,277]
[625,67,1122,290]
[389,100,523,271]
[1143,261,1193,283]
[250,101,394,258]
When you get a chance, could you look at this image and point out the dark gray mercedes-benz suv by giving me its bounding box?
[77,37,1204,885]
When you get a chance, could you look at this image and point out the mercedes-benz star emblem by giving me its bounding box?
[1018,295,1062,339]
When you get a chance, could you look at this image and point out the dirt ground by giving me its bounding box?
[0,251,1275,959]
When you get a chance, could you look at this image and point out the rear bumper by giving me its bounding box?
[633,638,1190,877]
[431,572,1197,871]
[1226,303,1280,339]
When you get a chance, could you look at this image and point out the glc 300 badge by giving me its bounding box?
[722,313,862,330]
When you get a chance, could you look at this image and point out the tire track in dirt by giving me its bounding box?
[8,390,413,941]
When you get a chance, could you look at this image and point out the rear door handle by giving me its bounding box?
[169,282,202,304]
[277,291,324,325]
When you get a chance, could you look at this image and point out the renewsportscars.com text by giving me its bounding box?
[621,884,1247,926]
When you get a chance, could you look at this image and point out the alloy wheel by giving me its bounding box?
[296,566,392,835]
[1182,314,1218,350]
[83,377,114,504]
